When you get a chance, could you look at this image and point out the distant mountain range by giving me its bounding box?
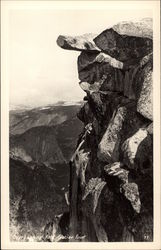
[10,101,83,111]
[9,103,83,241]
[10,104,83,162]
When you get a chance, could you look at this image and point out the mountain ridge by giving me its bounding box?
[9,103,83,241]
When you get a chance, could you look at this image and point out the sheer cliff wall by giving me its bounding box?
[57,18,153,242]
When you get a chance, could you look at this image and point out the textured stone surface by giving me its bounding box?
[78,61,112,84]
[94,28,152,62]
[121,128,148,170]
[57,33,99,51]
[112,18,153,39]
[83,178,106,213]
[79,77,106,94]
[57,18,153,242]
[120,182,141,213]
[137,66,153,121]
[77,102,94,124]
[104,162,129,184]
[147,122,153,135]
[97,106,128,163]
[78,51,123,73]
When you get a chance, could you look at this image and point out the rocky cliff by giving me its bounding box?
[57,18,153,242]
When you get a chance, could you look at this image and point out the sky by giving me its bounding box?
[8,4,152,107]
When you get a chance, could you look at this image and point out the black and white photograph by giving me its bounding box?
[1,0,160,249]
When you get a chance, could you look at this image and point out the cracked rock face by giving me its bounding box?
[57,18,153,242]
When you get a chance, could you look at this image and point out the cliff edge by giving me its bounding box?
[57,18,153,242]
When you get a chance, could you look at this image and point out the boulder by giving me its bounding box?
[120,182,141,213]
[79,77,106,94]
[57,33,99,51]
[104,162,141,214]
[112,18,153,39]
[121,128,149,170]
[83,177,106,213]
[94,28,152,62]
[78,51,123,72]
[104,162,129,184]
[97,106,128,163]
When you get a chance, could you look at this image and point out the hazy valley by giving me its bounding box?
[9,103,83,241]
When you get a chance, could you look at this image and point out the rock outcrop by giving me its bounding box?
[57,18,153,242]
